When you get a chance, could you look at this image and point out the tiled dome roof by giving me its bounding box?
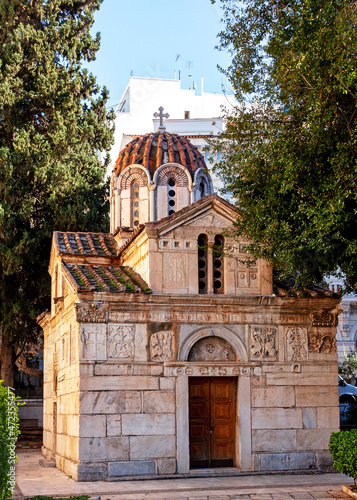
[113,132,207,178]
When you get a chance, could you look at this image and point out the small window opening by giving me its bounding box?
[198,234,208,294]
[199,181,205,198]
[184,111,190,119]
[213,234,224,294]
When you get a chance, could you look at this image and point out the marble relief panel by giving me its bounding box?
[108,324,134,359]
[80,324,106,361]
[150,331,174,361]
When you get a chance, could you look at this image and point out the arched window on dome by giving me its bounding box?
[198,234,208,294]
[167,178,177,216]
[213,234,224,294]
[131,180,141,228]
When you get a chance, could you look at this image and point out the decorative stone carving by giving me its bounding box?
[163,254,188,288]
[165,364,262,377]
[80,324,106,360]
[150,331,174,361]
[188,336,236,362]
[76,304,108,323]
[311,310,336,327]
[309,332,337,353]
[188,214,231,228]
[286,327,308,362]
[108,324,134,358]
[250,327,277,360]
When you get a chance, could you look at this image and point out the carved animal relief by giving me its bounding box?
[188,336,236,361]
[250,327,277,359]
[150,331,174,361]
[76,304,108,323]
[309,332,337,353]
[286,327,308,362]
[108,324,134,358]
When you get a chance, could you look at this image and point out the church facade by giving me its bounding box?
[40,119,340,481]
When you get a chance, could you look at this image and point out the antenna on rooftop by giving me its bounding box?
[130,69,133,77]
[176,54,181,80]
[188,60,193,90]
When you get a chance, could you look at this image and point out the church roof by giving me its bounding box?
[113,132,206,178]
[62,262,151,293]
[55,232,118,257]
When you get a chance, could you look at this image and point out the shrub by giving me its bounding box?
[0,381,21,500]
[329,429,357,484]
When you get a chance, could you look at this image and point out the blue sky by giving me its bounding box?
[88,0,233,108]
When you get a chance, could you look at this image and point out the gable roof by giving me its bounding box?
[55,231,118,257]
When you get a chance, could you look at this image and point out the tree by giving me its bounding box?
[211,0,357,291]
[0,0,114,387]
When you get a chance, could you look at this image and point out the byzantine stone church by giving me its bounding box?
[39,111,340,481]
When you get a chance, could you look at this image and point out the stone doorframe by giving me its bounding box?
[165,325,255,473]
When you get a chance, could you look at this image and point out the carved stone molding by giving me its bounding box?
[108,324,134,358]
[286,327,308,362]
[309,332,337,353]
[311,310,337,327]
[188,336,236,362]
[76,304,108,323]
[250,326,277,360]
[150,331,174,361]
[165,364,262,377]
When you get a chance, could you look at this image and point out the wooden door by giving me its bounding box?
[189,377,235,469]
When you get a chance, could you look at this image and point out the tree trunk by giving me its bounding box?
[0,334,16,388]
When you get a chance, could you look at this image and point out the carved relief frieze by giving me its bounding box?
[188,336,237,362]
[80,324,106,360]
[286,327,308,362]
[309,332,337,353]
[76,304,108,323]
[163,254,188,288]
[150,330,174,361]
[108,324,134,358]
[165,364,262,377]
[250,326,277,360]
[311,310,337,327]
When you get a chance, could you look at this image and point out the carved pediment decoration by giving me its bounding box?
[188,214,232,228]
[188,336,237,362]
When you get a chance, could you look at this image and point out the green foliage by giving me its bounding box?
[212,0,357,291]
[0,381,21,500]
[339,349,357,381]
[0,0,114,372]
[329,429,357,483]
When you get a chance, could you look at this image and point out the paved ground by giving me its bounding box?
[14,449,353,500]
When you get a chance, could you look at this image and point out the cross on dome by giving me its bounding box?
[153,106,170,131]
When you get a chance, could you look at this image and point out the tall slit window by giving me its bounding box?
[131,181,140,227]
[198,234,208,294]
[168,178,176,216]
[213,235,224,294]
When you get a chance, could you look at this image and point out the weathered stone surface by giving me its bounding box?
[143,391,175,413]
[297,429,336,451]
[252,408,302,429]
[107,415,121,436]
[76,463,107,481]
[157,458,176,474]
[78,437,129,461]
[252,386,295,408]
[260,453,316,471]
[316,452,334,471]
[266,373,336,386]
[160,377,175,390]
[108,460,155,476]
[94,364,127,376]
[79,415,106,438]
[130,435,175,459]
[302,408,317,429]
[316,406,339,428]
[252,430,296,452]
[81,375,159,391]
[80,391,141,414]
[295,386,339,407]
[149,364,164,376]
[122,414,175,435]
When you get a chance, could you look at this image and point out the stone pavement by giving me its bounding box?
[14,449,352,500]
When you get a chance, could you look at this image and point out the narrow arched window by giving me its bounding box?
[168,178,176,216]
[199,181,205,198]
[198,234,208,294]
[131,181,140,227]
[213,234,224,294]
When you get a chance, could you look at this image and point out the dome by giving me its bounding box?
[113,132,207,178]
